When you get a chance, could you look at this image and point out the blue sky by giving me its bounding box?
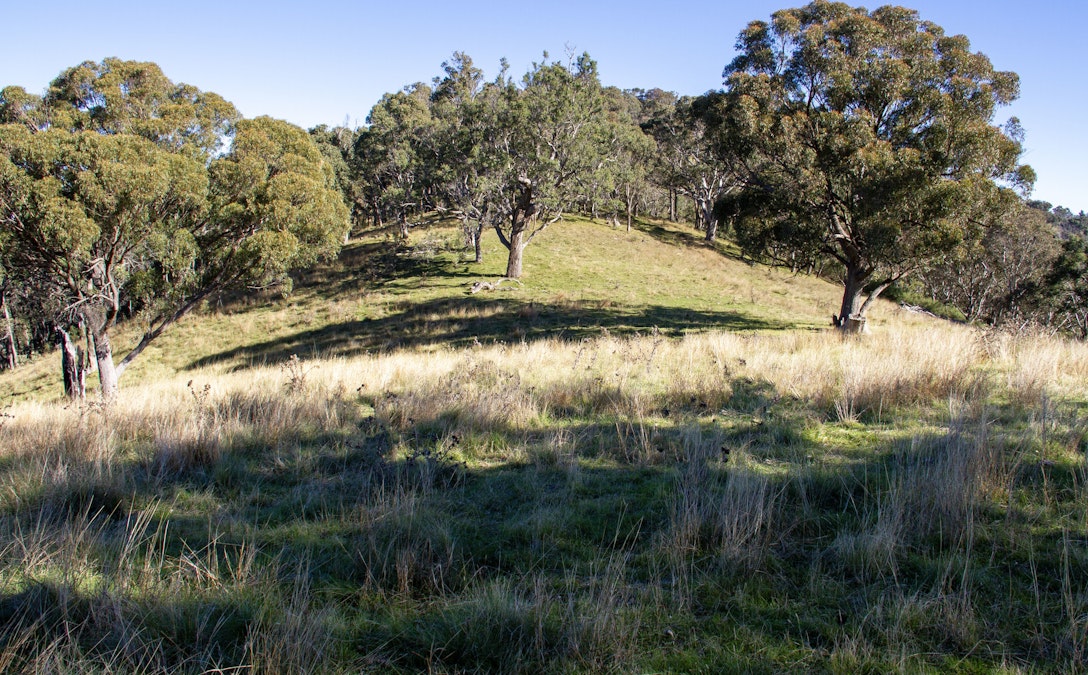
[2,0,1084,212]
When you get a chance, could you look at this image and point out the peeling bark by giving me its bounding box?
[56,327,86,400]
[1,290,17,370]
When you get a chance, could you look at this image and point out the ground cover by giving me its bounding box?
[0,218,1084,673]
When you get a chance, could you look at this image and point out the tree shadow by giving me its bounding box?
[0,383,1064,672]
[186,296,789,371]
[199,227,479,318]
[271,238,481,306]
[631,219,742,261]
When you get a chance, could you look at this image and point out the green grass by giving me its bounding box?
[0,217,1085,672]
[3,216,840,402]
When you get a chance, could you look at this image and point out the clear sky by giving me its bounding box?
[2,0,1084,212]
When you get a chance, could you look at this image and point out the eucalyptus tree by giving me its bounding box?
[640,92,740,237]
[354,84,436,239]
[640,93,744,238]
[919,205,1059,326]
[489,52,607,279]
[632,88,681,221]
[679,94,749,242]
[0,276,15,370]
[428,53,497,263]
[1044,236,1088,338]
[609,120,656,231]
[583,89,655,231]
[0,86,48,131]
[0,61,349,399]
[0,126,208,397]
[427,51,609,278]
[41,58,238,159]
[723,1,1033,331]
[310,124,362,239]
[370,51,626,276]
[641,95,689,223]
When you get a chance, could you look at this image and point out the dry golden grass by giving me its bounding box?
[5,315,1087,463]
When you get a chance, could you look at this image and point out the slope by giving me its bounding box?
[1,217,1082,673]
[0,216,876,400]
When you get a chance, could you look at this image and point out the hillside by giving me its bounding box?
[1,216,870,401]
[0,218,1085,673]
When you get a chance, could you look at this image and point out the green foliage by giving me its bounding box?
[352,51,638,278]
[1043,235,1088,337]
[0,62,349,396]
[308,124,360,227]
[208,116,350,291]
[41,58,238,159]
[723,2,1032,328]
[0,86,47,131]
[354,84,436,235]
[580,89,656,227]
[917,204,1060,326]
[643,92,745,239]
[0,124,208,303]
[881,285,967,323]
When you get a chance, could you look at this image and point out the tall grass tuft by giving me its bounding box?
[351,482,461,597]
[664,424,782,605]
[244,563,336,675]
[895,413,1010,549]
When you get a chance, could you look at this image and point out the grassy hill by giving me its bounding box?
[1,216,861,401]
[0,217,1085,673]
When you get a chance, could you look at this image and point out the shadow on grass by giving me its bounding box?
[198,230,476,318]
[292,238,482,302]
[632,219,742,261]
[187,296,789,371]
[1,390,1068,672]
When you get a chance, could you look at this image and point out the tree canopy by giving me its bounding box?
[722,1,1033,331]
[0,60,349,398]
[39,58,238,159]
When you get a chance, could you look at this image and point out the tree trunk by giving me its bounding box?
[371,197,383,228]
[835,264,869,333]
[1,290,17,370]
[841,316,868,334]
[473,225,484,264]
[56,327,85,400]
[497,181,537,280]
[93,330,121,401]
[704,220,718,243]
[704,212,719,243]
[625,187,635,232]
[81,321,97,373]
[505,226,527,279]
[856,281,893,323]
[669,189,677,222]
